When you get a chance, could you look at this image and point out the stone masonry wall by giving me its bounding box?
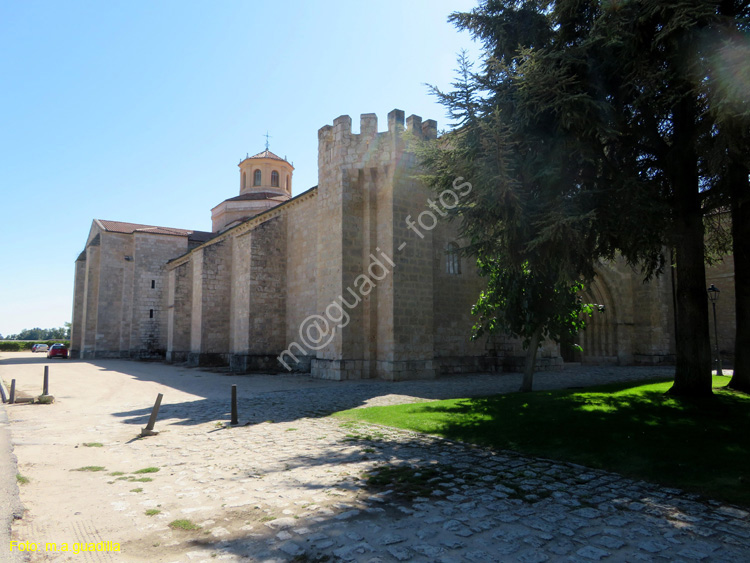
[94,232,132,357]
[192,238,232,364]
[73,225,194,360]
[130,233,188,358]
[247,216,287,354]
[70,256,87,358]
[389,117,436,380]
[163,190,318,372]
[117,236,135,356]
[630,264,675,364]
[229,215,287,371]
[314,116,349,371]
[190,248,204,355]
[230,231,254,355]
[577,257,675,366]
[80,237,101,359]
[166,261,192,362]
[580,260,634,364]
[431,220,491,374]
[369,165,393,379]
[284,192,318,370]
[706,255,736,364]
[314,114,388,379]
[227,215,287,370]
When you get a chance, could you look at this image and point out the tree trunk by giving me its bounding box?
[669,224,713,396]
[729,165,750,392]
[520,326,543,393]
[667,97,713,397]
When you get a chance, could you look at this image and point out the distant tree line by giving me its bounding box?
[1,323,71,341]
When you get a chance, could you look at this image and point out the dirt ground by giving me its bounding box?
[1,352,357,563]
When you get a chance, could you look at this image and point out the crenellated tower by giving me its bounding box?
[313,109,439,381]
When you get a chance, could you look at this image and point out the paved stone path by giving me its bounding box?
[5,360,750,562]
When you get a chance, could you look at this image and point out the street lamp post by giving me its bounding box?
[707,284,723,376]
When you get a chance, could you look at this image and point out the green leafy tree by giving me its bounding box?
[429,0,749,397]
[16,327,44,341]
[473,257,600,391]
[9,326,71,341]
[46,326,67,340]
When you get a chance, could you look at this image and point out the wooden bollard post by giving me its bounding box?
[230,385,238,426]
[9,379,15,404]
[43,366,49,396]
[141,393,163,437]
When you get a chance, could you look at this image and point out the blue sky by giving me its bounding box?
[0,0,481,337]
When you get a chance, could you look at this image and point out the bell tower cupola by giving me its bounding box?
[238,149,294,197]
[211,149,294,233]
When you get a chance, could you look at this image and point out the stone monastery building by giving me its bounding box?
[71,109,687,380]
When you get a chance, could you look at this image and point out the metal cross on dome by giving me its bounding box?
[264,131,272,151]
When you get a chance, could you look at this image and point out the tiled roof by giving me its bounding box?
[187,230,217,243]
[96,220,214,242]
[245,149,288,162]
[226,191,289,202]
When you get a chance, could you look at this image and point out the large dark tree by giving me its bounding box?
[421,52,603,392]
[426,0,749,397]
[707,23,750,392]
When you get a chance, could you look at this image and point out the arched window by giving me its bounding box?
[271,170,279,187]
[285,175,289,193]
[253,169,261,186]
[242,172,247,190]
[446,242,461,275]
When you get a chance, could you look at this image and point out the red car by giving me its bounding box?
[47,344,69,359]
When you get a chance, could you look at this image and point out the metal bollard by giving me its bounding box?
[230,385,238,426]
[43,366,49,396]
[9,379,15,404]
[141,393,163,437]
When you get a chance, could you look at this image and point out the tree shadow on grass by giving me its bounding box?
[104,364,675,427]
[0,351,674,428]
[404,383,750,505]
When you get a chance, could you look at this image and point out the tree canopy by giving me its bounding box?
[4,325,71,341]
[423,0,749,396]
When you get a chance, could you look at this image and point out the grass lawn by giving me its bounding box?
[333,376,750,506]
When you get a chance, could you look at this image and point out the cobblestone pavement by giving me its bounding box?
[6,361,750,563]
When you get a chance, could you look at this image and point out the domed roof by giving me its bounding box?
[244,149,289,163]
[225,191,288,202]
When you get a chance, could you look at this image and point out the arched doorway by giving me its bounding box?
[575,273,619,364]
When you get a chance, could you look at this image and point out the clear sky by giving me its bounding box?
[0,0,481,337]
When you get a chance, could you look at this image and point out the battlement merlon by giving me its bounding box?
[388,109,405,134]
[388,111,437,140]
[318,109,437,143]
[421,119,437,140]
[360,113,377,137]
